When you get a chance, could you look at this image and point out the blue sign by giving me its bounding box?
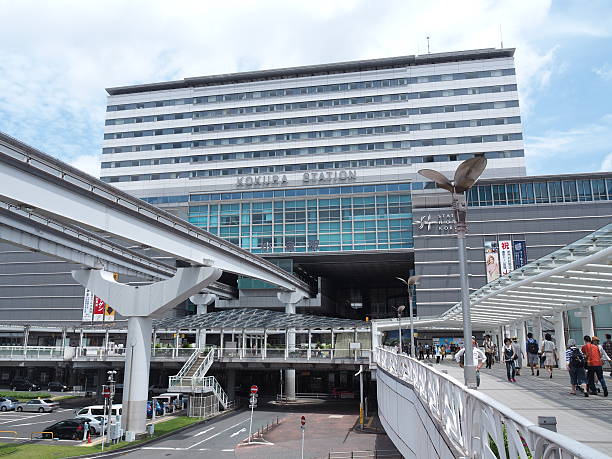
[513,240,527,269]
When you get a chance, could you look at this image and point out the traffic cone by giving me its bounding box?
[87,431,92,444]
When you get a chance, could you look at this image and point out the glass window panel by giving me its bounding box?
[520,182,534,204]
[592,179,606,200]
[562,180,578,202]
[548,181,563,203]
[534,182,548,203]
[577,179,593,201]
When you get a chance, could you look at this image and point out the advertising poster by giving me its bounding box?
[104,304,116,321]
[499,240,514,275]
[484,240,501,283]
[82,289,94,322]
[93,296,106,322]
[513,240,527,269]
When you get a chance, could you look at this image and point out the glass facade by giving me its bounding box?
[468,177,612,207]
[188,190,412,254]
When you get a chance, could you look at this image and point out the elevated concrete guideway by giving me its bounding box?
[0,132,310,297]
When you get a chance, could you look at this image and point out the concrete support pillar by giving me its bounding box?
[61,328,67,348]
[517,321,527,361]
[498,326,505,361]
[190,293,217,315]
[278,291,304,402]
[581,306,595,338]
[533,316,543,343]
[554,311,567,370]
[72,266,221,437]
[123,316,152,432]
[226,369,236,402]
[196,328,207,349]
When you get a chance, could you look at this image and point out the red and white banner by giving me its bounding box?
[499,240,514,276]
[83,289,116,322]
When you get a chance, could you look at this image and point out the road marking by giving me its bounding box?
[194,426,215,437]
[5,420,59,427]
[221,449,234,452]
[229,427,246,438]
[142,447,186,450]
[186,418,249,449]
[329,415,344,418]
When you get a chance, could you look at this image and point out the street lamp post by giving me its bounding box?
[418,157,487,388]
[395,276,421,358]
[396,305,405,354]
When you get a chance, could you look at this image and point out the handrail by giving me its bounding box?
[175,349,201,378]
[373,346,611,459]
[191,347,215,378]
[0,431,17,439]
[31,431,54,440]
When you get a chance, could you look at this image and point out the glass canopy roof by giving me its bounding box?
[439,223,612,326]
[153,308,369,332]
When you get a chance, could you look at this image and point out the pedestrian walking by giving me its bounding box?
[525,332,540,376]
[603,334,612,377]
[503,338,517,382]
[540,333,557,379]
[425,344,431,360]
[582,336,609,397]
[417,344,424,360]
[565,339,589,397]
[511,337,524,376]
[435,345,441,364]
[440,345,446,361]
[454,336,486,387]
[483,335,495,369]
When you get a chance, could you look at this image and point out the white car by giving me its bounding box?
[15,399,59,412]
[76,415,107,435]
[0,397,15,411]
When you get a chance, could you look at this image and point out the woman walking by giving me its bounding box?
[566,339,589,397]
[503,338,517,382]
[540,333,557,379]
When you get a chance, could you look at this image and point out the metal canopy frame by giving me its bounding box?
[439,223,612,326]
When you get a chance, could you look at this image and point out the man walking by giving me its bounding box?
[511,337,524,376]
[455,336,486,387]
[483,335,495,369]
[582,336,609,397]
[526,332,540,376]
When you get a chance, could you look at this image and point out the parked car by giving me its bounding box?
[0,397,15,411]
[75,404,122,417]
[15,399,59,412]
[10,378,40,391]
[42,418,94,440]
[47,381,71,392]
[75,414,107,435]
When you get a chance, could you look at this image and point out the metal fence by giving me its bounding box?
[374,346,611,459]
[188,394,219,419]
[328,451,402,459]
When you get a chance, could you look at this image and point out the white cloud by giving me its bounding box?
[594,64,612,81]
[0,0,611,172]
[525,114,612,174]
[69,154,101,178]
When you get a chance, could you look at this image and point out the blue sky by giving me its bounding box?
[0,0,611,177]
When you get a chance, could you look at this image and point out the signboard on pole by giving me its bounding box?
[93,297,105,322]
[513,240,527,269]
[498,240,514,276]
[250,385,258,394]
[104,304,115,322]
[483,240,501,283]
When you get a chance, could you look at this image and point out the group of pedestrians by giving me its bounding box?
[566,335,610,397]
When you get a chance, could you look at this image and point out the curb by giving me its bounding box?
[60,408,240,459]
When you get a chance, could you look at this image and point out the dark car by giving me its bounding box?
[47,381,70,392]
[11,378,40,392]
[42,418,94,440]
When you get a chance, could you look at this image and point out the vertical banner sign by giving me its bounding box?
[484,240,501,283]
[498,240,514,275]
[513,240,527,269]
[93,297,106,322]
[82,289,94,322]
[104,304,115,321]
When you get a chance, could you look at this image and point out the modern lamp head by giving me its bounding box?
[418,157,487,193]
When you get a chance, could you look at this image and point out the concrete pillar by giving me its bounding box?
[498,326,505,361]
[197,328,207,349]
[580,306,595,338]
[278,291,304,402]
[226,369,236,402]
[533,316,543,343]
[517,321,527,361]
[190,293,217,315]
[123,316,152,431]
[554,311,567,370]
[72,266,221,436]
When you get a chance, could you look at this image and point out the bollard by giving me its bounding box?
[538,416,557,432]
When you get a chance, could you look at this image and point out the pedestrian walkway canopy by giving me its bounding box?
[440,223,612,326]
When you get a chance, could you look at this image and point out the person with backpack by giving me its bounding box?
[565,338,588,397]
[511,337,524,376]
[540,333,557,379]
[455,336,486,387]
[526,332,540,376]
[503,338,517,382]
[483,335,495,369]
[582,336,609,397]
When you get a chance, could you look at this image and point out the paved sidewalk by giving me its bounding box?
[435,359,612,454]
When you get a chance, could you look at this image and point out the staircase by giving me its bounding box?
[168,347,231,409]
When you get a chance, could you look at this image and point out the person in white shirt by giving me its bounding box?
[455,337,486,387]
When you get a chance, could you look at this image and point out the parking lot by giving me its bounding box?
[0,398,91,444]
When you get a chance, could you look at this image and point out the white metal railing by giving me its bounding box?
[216,347,370,361]
[373,346,610,459]
[174,349,200,379]
[0,346,64,359]
[168,374,229,409]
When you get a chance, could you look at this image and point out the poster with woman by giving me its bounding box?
[484,240,501,283]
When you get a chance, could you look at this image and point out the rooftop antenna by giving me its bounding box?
[499,24,504,48]
[427,36,430,54]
